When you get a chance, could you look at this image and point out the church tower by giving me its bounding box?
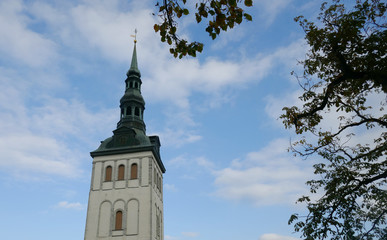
[84,41,166,240]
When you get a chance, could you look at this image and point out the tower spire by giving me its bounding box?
[118,36,145,133]
[127,29,140,77]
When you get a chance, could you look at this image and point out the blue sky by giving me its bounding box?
[0,0,329,239]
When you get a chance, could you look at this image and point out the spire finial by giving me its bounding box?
[130,29,137,44]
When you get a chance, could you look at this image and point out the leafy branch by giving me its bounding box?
[153,0,253,58]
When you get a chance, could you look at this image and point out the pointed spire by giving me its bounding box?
[117,36,146,133]
[127,29,140,77]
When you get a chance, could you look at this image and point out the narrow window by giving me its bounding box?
[126,106,131,116]
[105,166,112,181]
[135,107,140,116]
[129,82,133,88]
[131,163,138,179]
[135,82,138,89]
[156,214,160,237]
[118,164,125,180]
[154,169,157,185]
[115,211,123,230]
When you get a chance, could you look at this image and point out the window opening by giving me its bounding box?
[131,163,138,179]
[105,166,112,181]
[154,169,157,185]
[118,165,125,180]
[115,211,123,230]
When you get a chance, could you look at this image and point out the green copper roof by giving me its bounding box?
[127,43,141,77]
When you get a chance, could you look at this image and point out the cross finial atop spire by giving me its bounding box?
[130,29,137,44]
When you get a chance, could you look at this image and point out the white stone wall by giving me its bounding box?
[84,151,164,240]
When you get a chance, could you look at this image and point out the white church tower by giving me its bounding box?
[84,40,166,240]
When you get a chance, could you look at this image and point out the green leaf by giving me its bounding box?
[197,44,203,52]
[288,214,299,225]
[153,24,160,32]
[195,13,202,23]
[244,13,252,21]
[229,0,237,7]
[244,0,253,7]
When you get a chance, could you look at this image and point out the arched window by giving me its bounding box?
[126,106,131,116]
[134,107,140,116]
[118,165,125,180]
[115,210,123,230]
[105,166,112,181]
[129,82,133,88]
[130,163,138,179]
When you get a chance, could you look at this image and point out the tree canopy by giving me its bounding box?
[281,0,386,239]
[155,0,387,239]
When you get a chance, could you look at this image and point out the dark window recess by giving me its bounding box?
[105,166,112,181]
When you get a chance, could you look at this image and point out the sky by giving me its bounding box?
[0,0,332,239]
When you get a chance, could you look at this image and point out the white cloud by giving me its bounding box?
[0,0,58,67]
[164,183,177,192]
[255,0,293,25]
[30,97,116,141]
[167,155,215,171]
[259,233,299,240]
[0,99,114,178]
[213,138,314,206]
[0,133,82,178]
[168,155,189,167]
[0,68,115,179]
[195,156,215,170]
[69,3,151,62]
[55,201,85,210]
[156,128,202,147]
